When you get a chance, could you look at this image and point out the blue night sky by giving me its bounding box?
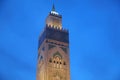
[0,0,120,80]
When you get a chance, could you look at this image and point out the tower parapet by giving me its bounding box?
[46,24,68,32]
[38,24,69,49]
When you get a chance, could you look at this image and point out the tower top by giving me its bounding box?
[50,4,59,15]
[46,4,62,29]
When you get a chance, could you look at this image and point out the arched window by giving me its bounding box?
[49,58,52,63]
[63,62,66,65]
[60,62,62,64]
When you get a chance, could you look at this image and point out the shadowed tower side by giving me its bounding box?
[37,5,70,80]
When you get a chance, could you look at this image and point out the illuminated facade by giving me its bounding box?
[37,5,70,80]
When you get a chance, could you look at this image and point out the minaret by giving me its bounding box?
[37,5,70,80]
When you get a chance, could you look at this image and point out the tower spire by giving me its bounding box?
[50,4,59,15]
[52,4,55,11]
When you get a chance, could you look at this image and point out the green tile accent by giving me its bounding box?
[48,44,56,50]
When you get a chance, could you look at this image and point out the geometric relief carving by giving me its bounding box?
[53,71,61,80]
[53,51,62,59]
[60,47,67,53]
[51,70,66,80]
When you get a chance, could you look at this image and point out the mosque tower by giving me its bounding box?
[37,5,70,80]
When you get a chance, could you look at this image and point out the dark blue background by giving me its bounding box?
[0,0,120,80]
